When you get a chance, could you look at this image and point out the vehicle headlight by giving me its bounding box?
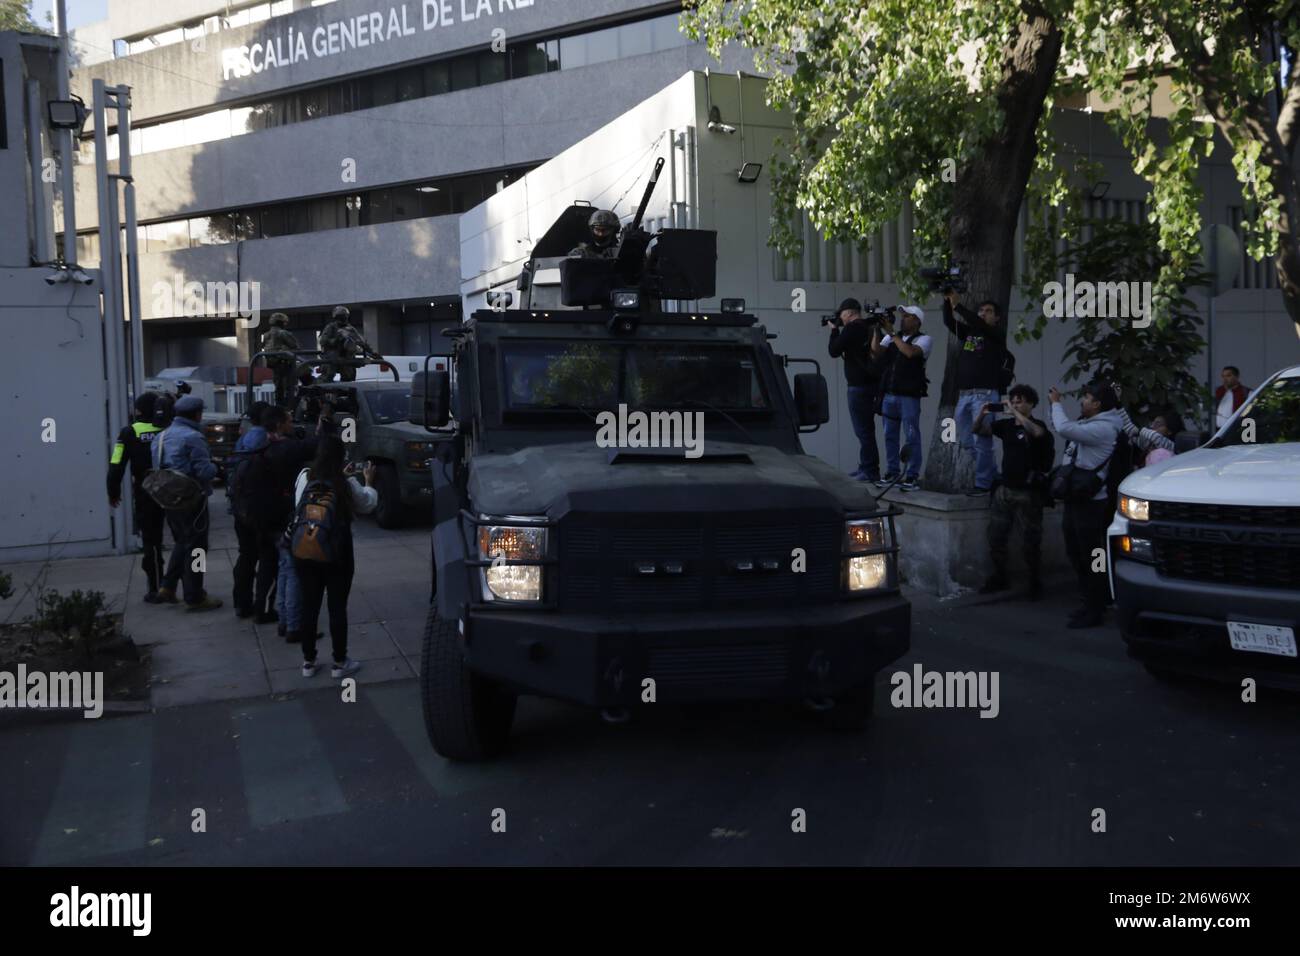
[405,440,435,470]
[1118,495,1150,522]
[478,524,547,602]
[844,518,890,553]
[845,554,890,591]
[1117,535,1154,563]
[842,518,892,592]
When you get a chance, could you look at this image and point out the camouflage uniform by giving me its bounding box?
[318,307,372,382]
[261,313,300,406]
[568,209,621,259]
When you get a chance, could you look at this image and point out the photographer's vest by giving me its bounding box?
[884,335,928,398]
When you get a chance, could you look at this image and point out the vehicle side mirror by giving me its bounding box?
[793,373,830,427]
[410,370,450,428]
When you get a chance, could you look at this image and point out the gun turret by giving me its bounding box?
[628,156,665,235]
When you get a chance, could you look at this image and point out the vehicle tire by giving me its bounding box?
[373,462,406,529]
[420,604,516,761]
[822,679,875,731]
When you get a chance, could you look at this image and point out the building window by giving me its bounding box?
[395,66,424,102]
[83,164,539,254]
[145,220,189,252]
[423,61,451,96]
[477,50,506,85]
[363,189,394,226]
[449,54,478,92]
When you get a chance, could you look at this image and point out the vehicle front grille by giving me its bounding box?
[1153,541,1300,589]
[1149,501,1300,527]
[647,642,788,688]
[558,517,842,612]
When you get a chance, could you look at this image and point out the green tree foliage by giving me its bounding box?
[0,0,49,33]
[1041,218,1208,426]
[1063,0,1300,331]
[683,0,1297,489]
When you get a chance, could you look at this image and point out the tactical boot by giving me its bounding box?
[185,594,224,612]
[154,587,179,605]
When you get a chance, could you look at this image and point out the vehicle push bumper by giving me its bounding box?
[1113,560,1300,690]
[462,597,911,707]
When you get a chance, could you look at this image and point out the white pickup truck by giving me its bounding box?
[1108,364,1300,687]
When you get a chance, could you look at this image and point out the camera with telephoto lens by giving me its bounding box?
[820,314,842,328]
[920,262,968,294]
[863,302,897,328]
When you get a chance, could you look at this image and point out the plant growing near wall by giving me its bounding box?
[1033,217,1209,425]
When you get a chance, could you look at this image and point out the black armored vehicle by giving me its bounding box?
[409,166,911,759]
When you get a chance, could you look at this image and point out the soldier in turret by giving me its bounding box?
[319,306,376,382]
[261,312,300,406]
[568,209,621,259]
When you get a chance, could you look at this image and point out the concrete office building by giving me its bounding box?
[65,0,749,373]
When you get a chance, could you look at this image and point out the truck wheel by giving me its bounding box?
[373,462,406,529]
[822,680,875,731]
[420,605,516,761]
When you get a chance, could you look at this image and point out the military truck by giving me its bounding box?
[247,348,447,528]
[292,377,444,529]
[406,167,911,760]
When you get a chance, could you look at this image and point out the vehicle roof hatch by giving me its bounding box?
[530,204,598,258]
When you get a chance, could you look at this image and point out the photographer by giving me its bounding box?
[826,298,881,482]
[1049,381,1124,629]
[943,290,1009,495]
[870,305,932,491]
[973,386,1054,599]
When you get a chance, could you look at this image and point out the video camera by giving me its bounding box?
[821,302,897,329]
[920,262,968,294]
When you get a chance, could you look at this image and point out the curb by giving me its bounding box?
[0,698,152,728]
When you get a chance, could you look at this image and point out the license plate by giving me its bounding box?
[1227,622,1297,658]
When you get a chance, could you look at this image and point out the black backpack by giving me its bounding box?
[1105,429,1138,501]
[226,445,276,525]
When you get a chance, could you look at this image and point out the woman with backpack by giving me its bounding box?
[291,436,377,678]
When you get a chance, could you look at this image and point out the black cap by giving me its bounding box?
[837,298,862,315]
[134,391,158,420]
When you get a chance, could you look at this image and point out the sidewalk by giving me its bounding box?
[1,505,432,710]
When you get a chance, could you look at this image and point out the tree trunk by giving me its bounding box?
[922,10,1063,493]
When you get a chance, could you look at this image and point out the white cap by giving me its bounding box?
[898,305,925,323]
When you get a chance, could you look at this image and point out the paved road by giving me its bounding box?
[4,588,1297,867]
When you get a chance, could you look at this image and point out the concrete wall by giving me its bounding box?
[136,213,461,315]
[0,270,113,561]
